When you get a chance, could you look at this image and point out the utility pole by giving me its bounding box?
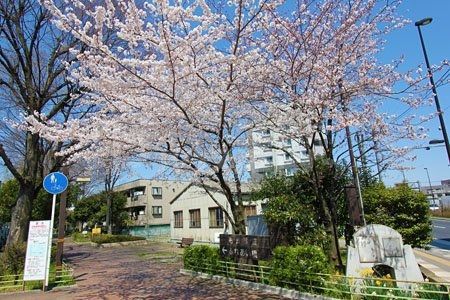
[346,126,366,226]
[371,130,383,182]
[424,167,435,201]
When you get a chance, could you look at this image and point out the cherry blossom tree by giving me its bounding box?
[253,0,434,267]
[30,0,438,260]
[32,0,279,234]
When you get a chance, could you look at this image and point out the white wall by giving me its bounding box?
[170,186,231,243]
[170,185,265,243]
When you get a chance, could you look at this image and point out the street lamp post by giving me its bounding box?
[424,167,435,201]
[415,18,450,164]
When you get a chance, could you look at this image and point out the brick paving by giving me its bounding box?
[2,241,287,299]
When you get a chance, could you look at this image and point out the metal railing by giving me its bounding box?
[184,260,450,299]
[0,263,74,293]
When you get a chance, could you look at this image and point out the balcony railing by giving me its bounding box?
[126,194,147,208]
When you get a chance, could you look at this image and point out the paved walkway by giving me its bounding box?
[2,241,286,300]
[415,248,450,282]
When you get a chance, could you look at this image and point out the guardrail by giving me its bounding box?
[184,260,450,299]
[0,263,74,293]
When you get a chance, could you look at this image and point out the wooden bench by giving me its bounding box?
[177,238,194,248]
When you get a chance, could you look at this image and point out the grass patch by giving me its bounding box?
[72,232,91,243]
[72,232,146,244]
[0,263,74,293]
[431,208,450,219]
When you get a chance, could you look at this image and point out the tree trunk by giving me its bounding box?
[231,203,246,234]
[106,192,112,234]
[6,184,35,244]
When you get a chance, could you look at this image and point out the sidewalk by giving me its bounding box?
[414,248,450,282]
[1,241,287,300]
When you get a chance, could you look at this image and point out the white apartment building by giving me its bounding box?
[247,129,323,182]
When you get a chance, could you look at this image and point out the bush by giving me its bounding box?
[72,232,91,243]
[268,245,331,291]
[363,183,432,248]
[0,242,26,275]
[183,245,220,274]
[91,234,145,244]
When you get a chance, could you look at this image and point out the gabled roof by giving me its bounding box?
[169,181,258,205]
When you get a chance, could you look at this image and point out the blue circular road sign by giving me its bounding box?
[43,172,68,194]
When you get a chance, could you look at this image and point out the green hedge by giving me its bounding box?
[268,245,331,291]
[91,234,145,244]
[183,245,220,274]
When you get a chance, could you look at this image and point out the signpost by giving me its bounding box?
[23,221,51,281]
[41,172,68,290]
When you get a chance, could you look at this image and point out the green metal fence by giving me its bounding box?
[0,263,74,293]
[184,260,450,299]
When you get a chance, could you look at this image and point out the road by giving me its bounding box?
[431,218,450,250]
[413,218,450,282]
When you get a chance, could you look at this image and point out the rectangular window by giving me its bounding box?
[152,187,162,196]
[285,168,295,176]
[174,211,183,228]
[284,153,291,161]
[285,139,292,147]
[265,156,273,165]
[244,205,257,218]
[209,207,224,228]
[189,209,201,228]
[152,206,162,218]
[261,129,270,136]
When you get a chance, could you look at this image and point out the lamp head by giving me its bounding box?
[415,18,433,26]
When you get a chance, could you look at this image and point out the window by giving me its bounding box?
[265,156,273,165]
[130,187,145,197]
[152,206,162,218]
[174,211,183,228]
[244,205,257,217]
[209,207,224,228]
[261,129,270,136]
[285,168,295,177]
[189,209,201,228]
[285,139,292,147]
[284,153,291,161]
[152,187,162,196]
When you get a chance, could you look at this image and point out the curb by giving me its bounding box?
[179,269,333,300]
[431,217,450,221]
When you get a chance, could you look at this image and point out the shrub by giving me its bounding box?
[72,232,91,243]
[363,183,432,248]
[268,245,331,292]
[0,242,26,275]
[91,234,145,244]
[183,245,220,274]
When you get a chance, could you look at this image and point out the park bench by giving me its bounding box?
[177,237,194,248]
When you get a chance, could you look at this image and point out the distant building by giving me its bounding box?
[115,179,189,237]
[246,129,324,182]
[169,182,264,243]
[419,179,450,199]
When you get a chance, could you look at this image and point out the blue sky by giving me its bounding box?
[379,0,450,187]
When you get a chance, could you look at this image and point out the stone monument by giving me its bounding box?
[346,224,423,288]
